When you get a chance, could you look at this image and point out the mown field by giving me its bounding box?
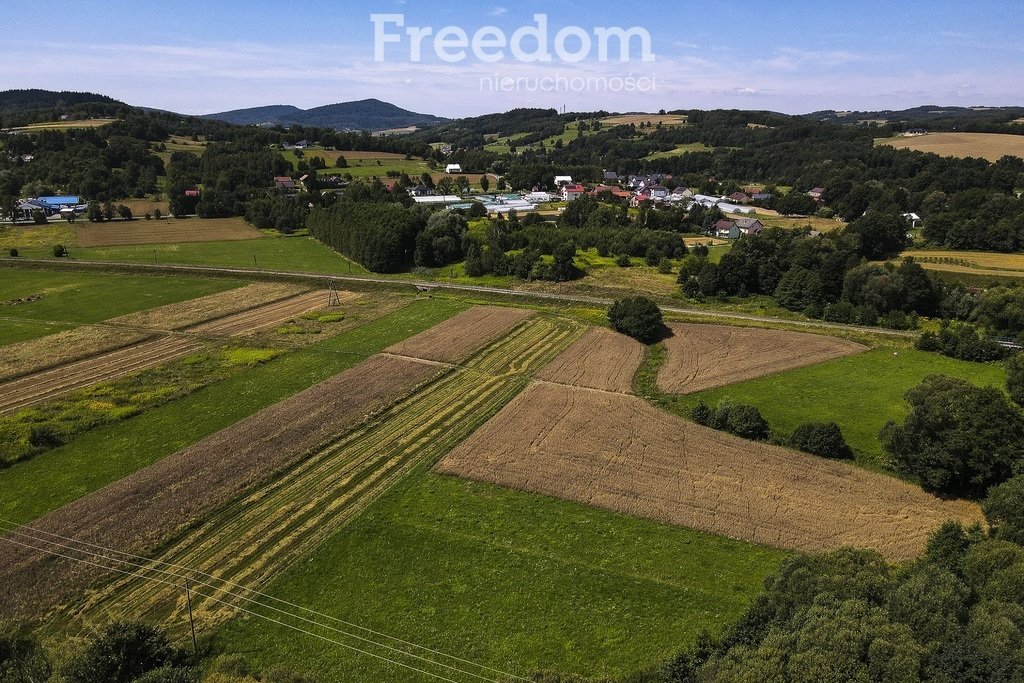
[898,249,1024,279]
[0,296,464,525]
[876,132,1024,162]
[211,470,786,681]
[0,269,241,341]
[667,347,1008,467]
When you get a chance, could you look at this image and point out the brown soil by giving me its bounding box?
[385,305,533,362]
[0,354,441,618]
[536,327,644,393]
[437,383,982,561]
[658,323,866,394]
[75,217,263,246]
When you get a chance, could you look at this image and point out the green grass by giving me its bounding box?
[211,470,787,681]
[0,297,465,525]
[0,270,241,332]
[643,143,715,160]
[0,319,69,346]
[68,235,367,275]
[661,348,1008,467]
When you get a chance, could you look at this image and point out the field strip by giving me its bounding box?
[658,322,867,394]
[60,315,581,630]
[0,290,331,413]
[437,382,982,561]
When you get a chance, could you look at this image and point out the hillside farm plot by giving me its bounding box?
[2,314,581,630]
[437,382,982,560]
[898,249,1024,279]
[0,288,329,412]
[76,217,263,247]
[384,305,533,362]
[601,113,688,127]
[536,326,644,393]
[657,322,866,394]
[876,132,1024,162]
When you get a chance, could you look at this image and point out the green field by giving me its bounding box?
[0,269,241,338]
[643,143,715,160]
[0,297,464,525]
[666,348,1008,467]
[211,469,786,681]
[69,235,367,275]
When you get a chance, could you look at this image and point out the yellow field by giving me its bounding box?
[876,132,1024,162]
[899,250,1024,277]
[0,224,77,249]
[3,118,118,132]
[601,113,688,127]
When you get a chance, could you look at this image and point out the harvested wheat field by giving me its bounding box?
[658,323,866,394]
[384,305,534,363]
[437,382,982,561]
[0,353,442,618]
[536,326,645,393]
[113,282,306,331]
[876,132,1024,162]
[0,289,331,412]
[75,217,263,247]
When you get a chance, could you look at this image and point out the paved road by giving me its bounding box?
[2,257,919,339]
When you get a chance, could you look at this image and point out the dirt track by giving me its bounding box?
[657,322,867,394]
[0,290,330,413]
[536,327,644,393]
[437,382,982,561]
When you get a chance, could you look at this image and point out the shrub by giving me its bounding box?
[615,254,631,267]
[1006,353,1024,407]
[62,621,186,683]
[691,401,770,441]
[916,322,1009,362]
[52,244,67,258]
[983,475,1024,544]
[790,421,854,459]
[8,248,17,257]
[608,296,664,343]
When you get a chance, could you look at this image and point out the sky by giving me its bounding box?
[2,0,1022,117]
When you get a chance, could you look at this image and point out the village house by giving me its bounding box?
[561,184,585,202]
[554,175,573,186]
[648,185,670,200]
[713,219,738,239]
[274,176,297,191]
[728,191,751,204]
[808,187,825,201]
[735,217,764,235]
[445,163,463,174]
[902,212,922,228]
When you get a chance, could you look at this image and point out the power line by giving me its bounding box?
[0,522,528,682]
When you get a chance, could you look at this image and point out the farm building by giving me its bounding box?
[554,175,573,186]
[735,218,764,235]
[525,191,554,203]
[445,164,463,174]
[37,196,81,209]
[902,212,922,228]
[412,195,463,205]
[274,176,297,191]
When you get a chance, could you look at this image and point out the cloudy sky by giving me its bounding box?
[2,0,1022,117]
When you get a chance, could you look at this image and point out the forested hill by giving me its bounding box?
[807,105,1024,133]
[202,98,449,131]
[0,89,123,113]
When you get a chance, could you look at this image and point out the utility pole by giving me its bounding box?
[184,577,198,660]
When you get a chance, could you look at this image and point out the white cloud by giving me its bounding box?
[489,6,507,17]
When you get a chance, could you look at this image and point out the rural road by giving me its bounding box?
[2,257,918,339]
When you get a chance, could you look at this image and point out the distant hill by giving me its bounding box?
[805,105,1024,131]
[202,99,448,131]
[0,89,124,113]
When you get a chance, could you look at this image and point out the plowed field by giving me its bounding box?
[657,323,866,394]
[437,383,981,561]
[536,327,645,393]
[75,218,263,247]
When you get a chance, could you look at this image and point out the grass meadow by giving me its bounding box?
[662,348,1008,468]
[0,297,464,525]
[0,270,241,337]
[211,468,787,681]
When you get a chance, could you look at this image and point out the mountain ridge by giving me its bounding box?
[201,98,449,131]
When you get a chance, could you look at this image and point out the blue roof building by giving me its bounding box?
[37,196,81,207]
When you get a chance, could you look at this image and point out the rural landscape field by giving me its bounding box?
[3,2,1024,681]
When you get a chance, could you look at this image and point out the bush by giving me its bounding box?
[608,296,664,343]
[52,244,67,258]
[8,248,17,257]
[691,401,770,441]
[62,621,187,683]
[1007,353,1024,407]
[615,253,631,267]
[790,421,854,459]
[982,474,1024,544]
[916,322,1009,362]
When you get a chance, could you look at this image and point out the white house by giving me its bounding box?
[554,175,573,186]
[445,164,463,174]
[902,212,922,228]
[561,184,585,201]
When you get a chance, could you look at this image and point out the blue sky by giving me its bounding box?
[2,1,1021,116]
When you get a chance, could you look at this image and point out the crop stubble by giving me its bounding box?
[436,382,981,561]
[535,326,644,393]
[0,308,582,633]
[657,322,866,394]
